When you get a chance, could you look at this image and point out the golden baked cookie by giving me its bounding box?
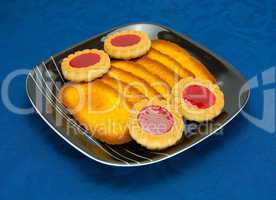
[145,48,194,79]
[104,30,151,59]
[99,75,146,105]
[171,78,224,122]
[107,67,159,99]
[136,57,180,88]
[112,61,170,99]
[61,49,110,82]
[59,81,131,145]
[151,40,216,83]
[128,98,184,150]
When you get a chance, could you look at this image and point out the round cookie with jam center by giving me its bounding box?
[104,30,151,59]
[61,49,110,82]
[171,78,224,122]
[128,98,184,150]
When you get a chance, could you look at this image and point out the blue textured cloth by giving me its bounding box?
[0,1,275,199]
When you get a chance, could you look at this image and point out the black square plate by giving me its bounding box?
[26,23,249,167]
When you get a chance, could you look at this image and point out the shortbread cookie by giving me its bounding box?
[61,49,110,82]
[151,40,216,83]
[59,81,131,145]
[128,98,184,150]
[136,57,180,87]
[171,78,224,122]
[107,68,159,99]
[99,75,146,105]
[112,61,170,98]
[145,48,194,79]
[104,30,151,59]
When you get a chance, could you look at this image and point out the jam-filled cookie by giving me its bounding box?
[61,49,110,82]
[128,98,184,150]
[171,78,224,122]
[104,30,151,59]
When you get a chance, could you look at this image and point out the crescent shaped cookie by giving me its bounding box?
[104,30,151,59]
[128,98,184,150]
[111,61,170,99]
[61,49,110,82]
[107,67,159,99]
[99,75,147,105]
[151,40,216,83]
[144,48,194,79]
[171,78,224,122]
[59,81,131,145]
[136,57,180,88]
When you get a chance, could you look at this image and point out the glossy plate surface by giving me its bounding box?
[26,23,249,167]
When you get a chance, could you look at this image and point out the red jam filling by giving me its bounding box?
[111,34,141,47]
[182,85,216,109]
[69,53,100,68]
[138,105,174,135]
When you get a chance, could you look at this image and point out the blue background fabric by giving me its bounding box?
[0,0,275,199]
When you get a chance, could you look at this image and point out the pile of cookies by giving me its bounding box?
[59,30,224,150]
